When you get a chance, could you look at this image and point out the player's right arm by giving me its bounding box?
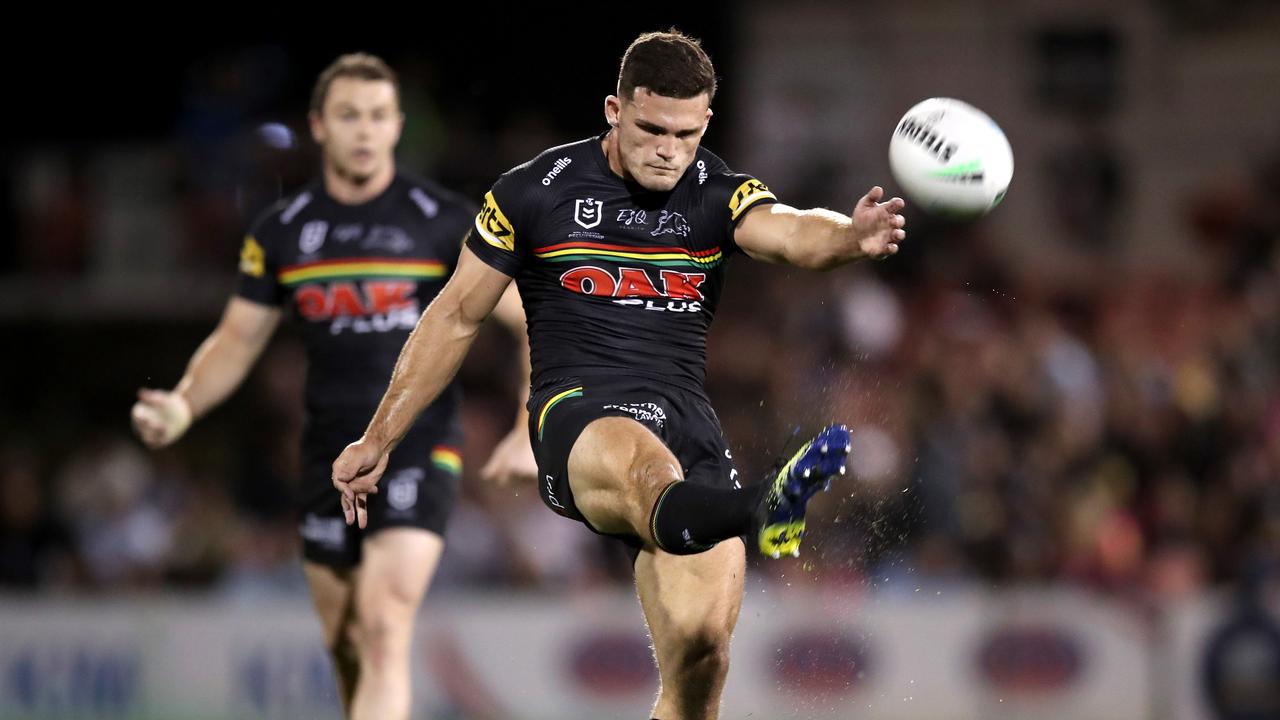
[334,168,537,526]
[331,247,513,521]
[131,298,282,448]
[132,220,286,449]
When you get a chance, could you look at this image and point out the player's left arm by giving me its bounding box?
[734,186,906,270]
[478,283,537,485]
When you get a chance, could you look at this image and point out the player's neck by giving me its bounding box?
[322,160,396,205]
[602,130,630,181]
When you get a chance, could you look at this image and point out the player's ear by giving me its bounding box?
[704,107,713,131]
[391,111,405,144]
[309,110,326,144]
[604,95,622,127]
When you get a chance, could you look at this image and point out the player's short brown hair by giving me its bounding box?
[310,53,400,114]
[617,29,717,102]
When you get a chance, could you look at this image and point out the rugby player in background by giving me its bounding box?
[131,53,535,720]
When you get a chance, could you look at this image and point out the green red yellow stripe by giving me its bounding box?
[278,258,446,286]
[534,241,722,268]
[538,386,583,440]
[431,446,462,475]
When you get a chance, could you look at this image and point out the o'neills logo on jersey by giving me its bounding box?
[559,266,706,313]
[542,157,572,186]
[294,280,421,334]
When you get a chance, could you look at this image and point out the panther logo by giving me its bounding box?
[650,210,690,238]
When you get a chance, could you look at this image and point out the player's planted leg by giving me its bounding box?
[635,539,746,720]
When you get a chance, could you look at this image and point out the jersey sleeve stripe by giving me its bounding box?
[730,189,778,221]
[475,191,517,252]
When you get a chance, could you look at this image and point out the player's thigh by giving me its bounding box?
[634,537,746,660]
[356,527,444,620]
[567,415,682,535]
[303,561,358,648]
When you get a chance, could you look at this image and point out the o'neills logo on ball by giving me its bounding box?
[896,116,958,163]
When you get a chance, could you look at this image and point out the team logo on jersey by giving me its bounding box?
[559,266,706,313]
[728,179,777,221]
[362,225,413,254]
[239,236,265,277]
[386,467,425,511]
[299,220,328,254]
[476,191,516,252]
[650,210,690,238]
[574,198,604,229]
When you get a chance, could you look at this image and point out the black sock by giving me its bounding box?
[648,481,767,555]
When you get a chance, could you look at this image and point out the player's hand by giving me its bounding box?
[130,389,193,449]
[332,438,388,529]
[850,186,906,259]
[480,426,538,487]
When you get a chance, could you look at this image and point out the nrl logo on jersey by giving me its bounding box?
[299,220,328,254]
[574,198,603,229]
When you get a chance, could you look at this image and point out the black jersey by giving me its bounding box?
[236,173,474,426]
[465,133,777,393]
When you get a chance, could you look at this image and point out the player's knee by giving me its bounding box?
[666,621,732,676]
[676,628,731,678]
[628,454,682,508]
[331,622,359,663]
[352,598,413,667]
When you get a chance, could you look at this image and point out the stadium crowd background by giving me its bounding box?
[1,1,1277,618]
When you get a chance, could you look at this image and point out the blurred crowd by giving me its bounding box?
[2,44,1278,604]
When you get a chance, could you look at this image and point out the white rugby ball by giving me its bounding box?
[888,97,1013,217]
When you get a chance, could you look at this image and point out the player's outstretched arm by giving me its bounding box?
[332,246,513,524]
[734,186,906,270]
[479,283,538,486]
[131,297,282,449]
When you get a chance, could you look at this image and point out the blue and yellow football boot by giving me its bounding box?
[757,424,851,559]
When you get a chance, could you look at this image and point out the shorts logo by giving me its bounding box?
[300,220,328,254]
[239,236,265,277]
[544,474,564,509]
[300,513,345,551]
[386,467,425,511]
[650,210,690,238]
[575,198,603,229]
[602,402,667,429]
